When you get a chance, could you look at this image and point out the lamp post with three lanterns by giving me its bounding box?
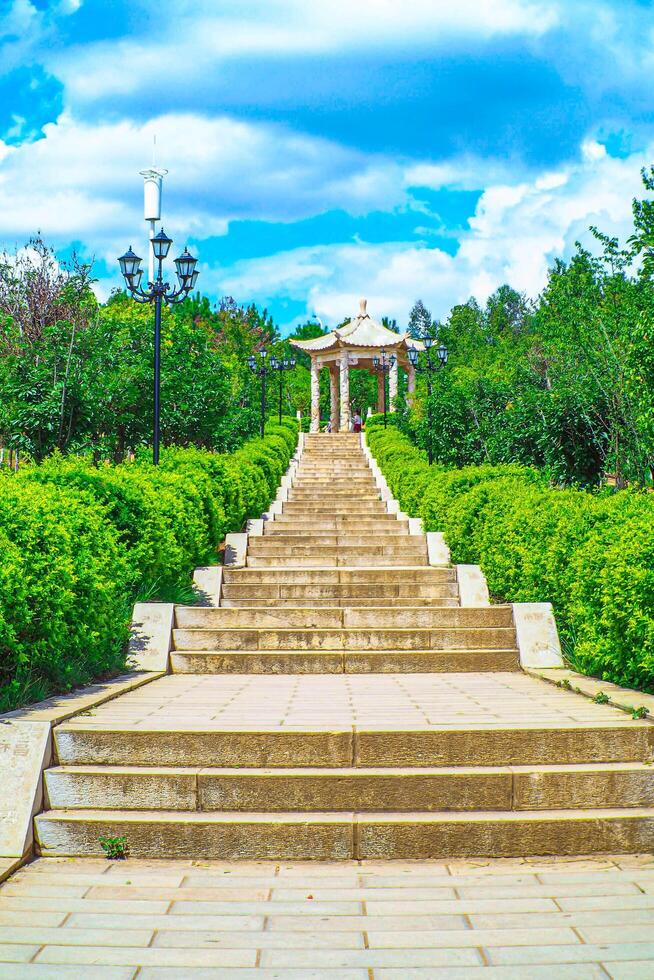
[248,350,297,435]
[408,335,448,465]
[269,355,297,424]
[118,229,199,465]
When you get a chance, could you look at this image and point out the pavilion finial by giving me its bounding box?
[359,297,368,316]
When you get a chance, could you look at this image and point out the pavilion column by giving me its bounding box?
[310,358,320,433]
[339,353,351,432]
[407,363,416,405]
[329,367,340,431]
[389,357,399,409]
[377,372,385,413]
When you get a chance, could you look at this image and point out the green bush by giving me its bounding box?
[0,418,298,712]
[367,424,654,692]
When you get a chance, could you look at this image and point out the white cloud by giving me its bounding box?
[0,110,406,265]
[50,0,559,103]
[217,140,654,329]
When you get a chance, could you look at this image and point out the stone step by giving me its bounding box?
[282,512,395,521]
[173,648,520,673]
[295,472,375,479]
[288,492,381,502]
[44,762,654,813]
[246,541,427,557]
[220,582,458,599]
[246,554,429,567]
[34,807,654,859]
[264,526,409,538]
[170,648,519,673]
[265,519,409,531]
[276,512,395,523]
[53,721,653,768]
[294,477,377,485]
[173,625,516,651]
[297,470,373,477]
[222,567,456,583]
[278,510,391,520]
[175,606,511,630]
[220,596,460,607]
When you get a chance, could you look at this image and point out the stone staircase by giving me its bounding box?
[35,432,654,859]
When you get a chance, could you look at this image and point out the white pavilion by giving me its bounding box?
[290,299,423,432]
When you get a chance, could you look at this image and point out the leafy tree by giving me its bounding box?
[408,299,433,339]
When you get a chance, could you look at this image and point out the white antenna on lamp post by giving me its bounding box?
[139,138,168,284]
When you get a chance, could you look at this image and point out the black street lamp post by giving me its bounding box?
[118,230,199,465]
[372,348,396,428]
[248,349,268,438]
[408,335,448,465]
[269,355,297,424]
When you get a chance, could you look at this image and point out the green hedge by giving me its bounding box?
[0,418,298,712]
[366,416,654,692]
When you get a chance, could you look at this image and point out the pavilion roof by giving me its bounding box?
[290,299,423,354]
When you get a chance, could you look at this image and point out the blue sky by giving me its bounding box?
[1,0,654,333]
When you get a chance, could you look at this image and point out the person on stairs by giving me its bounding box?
[352,410,362,433]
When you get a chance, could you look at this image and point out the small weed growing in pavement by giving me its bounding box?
[631,706,650,720]
[557,679,572,690]
[593,692,610,704]
[99,835,129,859]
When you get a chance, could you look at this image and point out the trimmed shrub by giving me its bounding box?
[0,418,298,711]
[366,422,654,692]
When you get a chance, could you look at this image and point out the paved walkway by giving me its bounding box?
[60,671,636,730]
[1,854,654,977]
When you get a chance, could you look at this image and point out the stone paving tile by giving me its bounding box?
[267,913,468,931]
[170,900,363,915]
[557,894,654,910]
[366,926,580,947]
[376,968,606,979]
[137,971,369,980]
[489,942,654,965]
[153,929,365,949]
[35,945,257,966]
[2,856,654,974]
[0,911,67,927]
[471,908,654,928]
[0,967,136,979]
[604,965,654,979]
[0,943,40,962]
[66,912,264,931]
[0,926,154,947]
[259,949,483,967]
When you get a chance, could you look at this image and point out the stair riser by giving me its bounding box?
[35,815,353,860]
[222,569,456,583]
[264,530,409,540]
[34,812,654,860]
[249,540,425,553]
[172,627,516,651]
[175,608,513,629]
[220,598,460,607]
[220,584,458,599]
[268,518,406,527]
[288,496,380,502]
[247,556,429,567]
[278,514,392,523]
[296,474,374,480]
[281,503,388,512]
[170,649,519,673]
[264,515,409,537]
[246,546,427,559]
[54,726,653,768]
[45,768,654,813]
